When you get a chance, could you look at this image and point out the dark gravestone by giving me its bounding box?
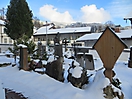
[128,47,132,68]
[20,47,29,70]
[75,47,89,57]
[54,45,63,57]
[67,61,88,88]
[45,57,64,82]
[54,32,60,45]
[85,54,94,70]
[37,42,42,57]
[42,45,46,54]
[76,53,84,67]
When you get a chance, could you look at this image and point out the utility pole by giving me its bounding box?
[46,21,48,51]
[0,8,5,20]
[0,8,5,44]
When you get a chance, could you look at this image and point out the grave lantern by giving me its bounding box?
[93,27,127,82]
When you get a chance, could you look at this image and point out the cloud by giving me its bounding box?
[107,0,132,18]
[80,5,111,23]
[39,4,111,24]
[39,4,75,23]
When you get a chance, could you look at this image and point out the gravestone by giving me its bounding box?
[93,27,127,82]
[62,38,69,52]
[128,47,132,68]
[76,53,94,70]
[45,57,64,82]
[85,53,94,70]
[37,42,42,57]
[76,53,84,67]
[67,61,88,88]
[54,45,63,57]
[19,47,29,70]
[75,47,89,57]
[54,32,60,45]
[42,45,46,54]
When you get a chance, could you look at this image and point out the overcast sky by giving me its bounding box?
[0,0,132,26]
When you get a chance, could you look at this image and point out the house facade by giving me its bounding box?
[76,28,132,48]
[33,25,92,46]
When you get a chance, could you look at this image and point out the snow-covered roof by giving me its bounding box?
[18,44,27,48]
[34,26,91,36]
[0,20,4,25]
[76,29,132,42]
[124,10,132,19]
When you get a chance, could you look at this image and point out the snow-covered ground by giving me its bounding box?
[0,50,132,99]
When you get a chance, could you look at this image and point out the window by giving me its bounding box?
[9,38,12,44]
[4,38,7,43]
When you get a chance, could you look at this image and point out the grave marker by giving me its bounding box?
[19,46,29,71]
[128,47,132,68]
[93,27,127,82]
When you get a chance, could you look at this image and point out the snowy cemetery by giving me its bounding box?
[0,27,132,99]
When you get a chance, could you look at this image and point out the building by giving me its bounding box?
[0,19,14,51]
[33,24,92,46]
[76,28,132,48]
[124,10,132,28]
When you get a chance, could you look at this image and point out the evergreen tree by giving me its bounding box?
[5,0,33,40]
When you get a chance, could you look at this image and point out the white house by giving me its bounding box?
[33,25,92,46]
[76,28,132,48]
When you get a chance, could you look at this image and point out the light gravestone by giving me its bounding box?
[93,27,127,82]
[76,49,94,70]
[19,45,29,71]
[85,53,94,70]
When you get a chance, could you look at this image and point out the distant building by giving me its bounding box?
[76,28,132,48]
[33,24,92,46]
[0,19,14,44]
[124,10,132,28]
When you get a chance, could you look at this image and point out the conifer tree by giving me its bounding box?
[5,0,33,40]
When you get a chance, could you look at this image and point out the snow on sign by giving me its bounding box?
[93,27,128,81]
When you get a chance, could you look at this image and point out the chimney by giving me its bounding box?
[115,27,120,33]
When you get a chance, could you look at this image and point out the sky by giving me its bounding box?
[0,0,132,26]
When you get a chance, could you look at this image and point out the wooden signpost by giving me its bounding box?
[93,27,127,82]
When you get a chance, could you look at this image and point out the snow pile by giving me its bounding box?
[70,66,83,78]
[0,50,132,99]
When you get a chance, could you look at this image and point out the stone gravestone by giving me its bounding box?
[62,38,69,52]
[19,46,29,71]
[76,47,94,70]
[54,32,60,45]
[54,45,63,57]
[75,47,89,57]
[76,53,84,67]
[128,47,132,68]
[45,34,64,82]
[45,57,64,82]
[85,53,94,70]
[42,45,46,54]
[37,42,42,57]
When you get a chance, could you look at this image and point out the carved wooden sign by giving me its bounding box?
[93,27,127,81]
